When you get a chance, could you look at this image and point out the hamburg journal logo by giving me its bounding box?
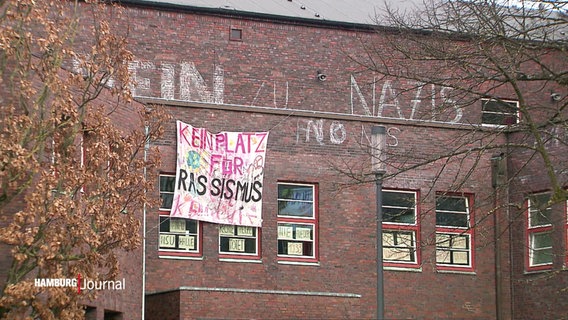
[34,274,125,293]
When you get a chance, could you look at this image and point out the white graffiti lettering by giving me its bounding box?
[122,59,464,124]
[296,119,325,145]
[128,60,224,103]
[329,121,347,144]
[296,119,399,147]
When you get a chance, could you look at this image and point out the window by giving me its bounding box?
[103,310,123,320]
[229,27,242,41]
[277,183,318,263]
[85,306,96,320]
[159,217,200,253]
[382,190,420,268]
[527,192,553,270]
[435,194,474,270]
[219,225,260,259]
[159,174,175,210]
[158,174,201,257]
[481,99,519,126]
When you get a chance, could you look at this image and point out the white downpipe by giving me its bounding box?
[142,124,149,319]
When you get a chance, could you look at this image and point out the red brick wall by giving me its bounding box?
[66,2,567,319]
[0,48,146,320]
[146,291,180,320]
[141,104,503,319]
[111,4,505,320]
[507,130,568,320]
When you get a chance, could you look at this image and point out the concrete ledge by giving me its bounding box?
[147,286,362,298]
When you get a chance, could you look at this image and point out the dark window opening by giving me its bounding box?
[482,99,519,125]
[230,28,242,41]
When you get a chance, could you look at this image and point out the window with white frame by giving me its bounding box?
[159,174,176,210]
[158,174,201,256]
[481,99,519,126]
[277,183,317,262]
[527,192,553,269]
[435,194,474,269]
[219,225,260,258]
[159,217,199,253]
[382,190,419,267]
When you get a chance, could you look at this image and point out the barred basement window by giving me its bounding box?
[158,174,201,257]
[277,183,318,262]
[481,99,519,126]
[527,192,553,270]
[382,190,420,267]
[219,225,260,259]
[435,194,474,270]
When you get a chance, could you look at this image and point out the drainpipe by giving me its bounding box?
[142,124,149,319]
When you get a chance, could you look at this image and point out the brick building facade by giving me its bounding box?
[2,0,566,319]
[119,1,566,319]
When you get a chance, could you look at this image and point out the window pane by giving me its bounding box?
[384,247,413,261]
[278,200,313,217]
[383,192,415,207]
[278,223,313,240]
[383,207,415,224]
[160,194,174,210]
[159,175,176,209]
[436,196,467,212]
[219,225,259,256]
[160,175,175,192]
[530,230,553,266]
[278,184,314,218]
[383,230,415,262]
[159,217,198,234]
[278,184,313,201]
[436,233,471,266]
[277,223,314,258]
[159,216,199,252]
[482,113,506,125]
[436,249,470,265]
[436,233,451,247]
[436,212,469,227]
[383,191,416,224]
[159,217,170,232]
[277,183,317,261]
[452,251,469,265]
[452,235,468,249]
[383,231,414,247]
[436,250,451,264]
[230,28,242,41]
[532,232,552,249]
[220,237,257,254]
[531,248,553,265]
[529,193,552,227]
[482,100,518,125]
[436,196,469,228]
[278,240,313,257]
[482,100,517,113]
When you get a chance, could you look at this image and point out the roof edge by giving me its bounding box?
[115,0,390,32]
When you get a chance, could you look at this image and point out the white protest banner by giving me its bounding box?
[170,120,268,227]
